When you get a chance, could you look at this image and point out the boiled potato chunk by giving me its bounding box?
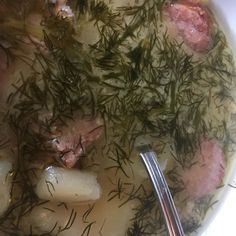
[35,166,101,203]
[0,159,12,216]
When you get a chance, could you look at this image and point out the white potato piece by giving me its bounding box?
[35,166,101,203]
[0,159,12,216]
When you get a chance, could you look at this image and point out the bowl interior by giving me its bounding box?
[195,1,236,235]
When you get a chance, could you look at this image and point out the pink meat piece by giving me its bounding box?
[50,0,74,19]
[183,0,205,3]
[166,1,212,52]
[51,118,103,168]
[181,139,225,199]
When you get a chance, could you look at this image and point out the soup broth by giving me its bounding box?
[0,0,236,235]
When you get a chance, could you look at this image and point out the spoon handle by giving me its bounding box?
[139,146,185,236]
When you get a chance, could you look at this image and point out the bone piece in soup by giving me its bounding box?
[35,166,101,203]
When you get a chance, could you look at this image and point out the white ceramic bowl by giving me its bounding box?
[199,1,236,235]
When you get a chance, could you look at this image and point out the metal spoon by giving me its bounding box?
[138,145,185,236]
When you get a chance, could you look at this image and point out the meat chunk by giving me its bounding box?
[166,1,212,52]
[50,118,103,168]
[185,0,209,3]
[180,139,225,199]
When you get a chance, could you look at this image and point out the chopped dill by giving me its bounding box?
[59,209,77,232]
[0,0,235,235]
[82,204,95,223]
[80,221,96,236]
